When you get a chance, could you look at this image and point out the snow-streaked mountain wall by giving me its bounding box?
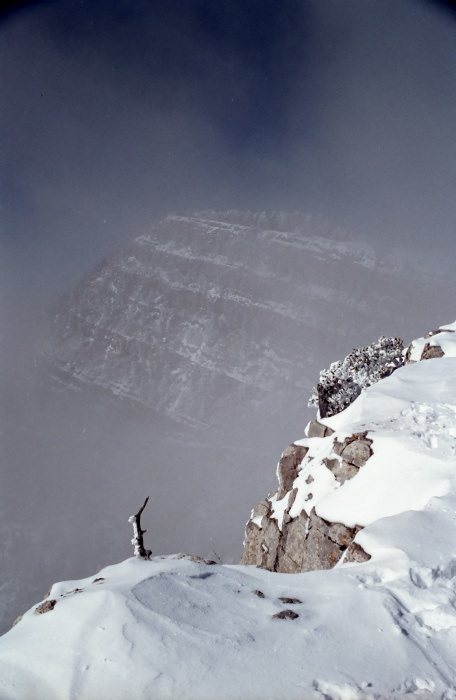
[48,212,448,437]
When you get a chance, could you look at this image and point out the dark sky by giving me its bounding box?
[1,0,456,312]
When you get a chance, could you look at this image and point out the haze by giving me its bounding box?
[1,0,456,633]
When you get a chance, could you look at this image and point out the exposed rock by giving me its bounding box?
[424,329,447,338]
[34,600,57,615]
[322,433,372,485]
[278,597,302,604]
[174,554,216,565]
[306,420,335,438]
[241,498,281,570]
[277,444,308,499]
[274,510,309,573]
[272,609,299,620]
[242,431,373,573]
[297,512,363,572]
[252,590,265,598]
[340,435,372,467]
[243,324,455,577]
[345,541,371,564]
[323,457,358,485]
[404,327,454,364]
[420,343,445,360]
[403,345,415,364]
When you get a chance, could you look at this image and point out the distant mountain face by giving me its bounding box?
[48,211,447,440]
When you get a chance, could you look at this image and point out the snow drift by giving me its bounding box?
[1,323,456,699]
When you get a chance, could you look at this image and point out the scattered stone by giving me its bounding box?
[420,343,445,360]
[272,609,299,620]
[12,615,22,627]
[252,590,265,598]
[305,474,314,484]
[278,597,302,605]
[92,578,105,584]
[34,600,57,615]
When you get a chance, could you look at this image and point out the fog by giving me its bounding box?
[1,0,456,632]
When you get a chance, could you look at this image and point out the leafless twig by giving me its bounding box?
[128,497,152,559]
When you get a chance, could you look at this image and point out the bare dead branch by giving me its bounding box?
[128,497,152,559]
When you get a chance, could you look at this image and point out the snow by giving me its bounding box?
[2,327,456,698]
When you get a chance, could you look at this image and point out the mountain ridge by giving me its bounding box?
[47,212,448,434]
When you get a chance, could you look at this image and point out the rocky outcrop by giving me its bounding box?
[243,322,456,575]
[405,326,455,364]
[241,430,372,572]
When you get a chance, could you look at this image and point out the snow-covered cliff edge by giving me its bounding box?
[242,322,456,575]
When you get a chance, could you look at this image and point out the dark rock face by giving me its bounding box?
[241,431,372,573]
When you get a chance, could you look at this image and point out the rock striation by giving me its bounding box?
[47,212,448,437]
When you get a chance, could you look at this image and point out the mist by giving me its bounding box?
[1,0,456,633]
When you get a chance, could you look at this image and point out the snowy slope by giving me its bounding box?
[2,324,456,698]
